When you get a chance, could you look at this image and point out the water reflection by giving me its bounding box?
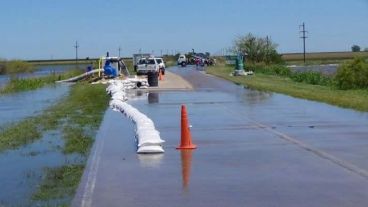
[137,153,164,168]
[148,92,159,104]
[241,87,272,106]
[180,150,193,191]
[0,131,83,206]
[0,84,70,126]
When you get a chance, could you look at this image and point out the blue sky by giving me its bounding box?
[0,0,367,59]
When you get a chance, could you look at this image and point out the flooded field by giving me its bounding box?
[0,131,84,206]
[288,64,339,76]
[0,83,75,206]
[0,64,89,88]
[0,84,70,126]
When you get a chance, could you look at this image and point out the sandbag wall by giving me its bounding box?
[107,79,165,153]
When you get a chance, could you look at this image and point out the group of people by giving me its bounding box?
[192,57,215,67]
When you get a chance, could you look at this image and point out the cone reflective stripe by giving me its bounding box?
[177,105,196,150]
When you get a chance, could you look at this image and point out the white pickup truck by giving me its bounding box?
[136,58,160,75]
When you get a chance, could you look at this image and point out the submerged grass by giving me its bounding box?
[32,165,84,201]
[0,83,109,152]
[0,82,109,206]
[207,65,368,111]
[30,83,109,205]
[0,69,83,94]
[0,118,41,152]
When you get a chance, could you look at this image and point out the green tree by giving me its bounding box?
[351,45,361,52]
[233,33,282,64]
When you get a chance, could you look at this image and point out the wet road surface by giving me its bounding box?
[73,66,368,207]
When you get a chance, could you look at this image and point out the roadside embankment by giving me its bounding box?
[206,65,368,111]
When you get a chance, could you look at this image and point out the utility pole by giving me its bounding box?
[266,36,270,63]
[299,22,308,64]
[74,41,79,67]
[118,46,122,57]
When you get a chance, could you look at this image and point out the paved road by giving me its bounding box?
[73,66,368,207]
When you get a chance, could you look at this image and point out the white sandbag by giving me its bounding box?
[137,145,165,154]
[106,79,165,154]
[136,130,164,147]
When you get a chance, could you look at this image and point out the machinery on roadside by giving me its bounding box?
[98,54,130,78]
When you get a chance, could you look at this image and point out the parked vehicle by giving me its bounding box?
[133,53,151,71]
[136,58,160,75]
[155,57,165,75]
[177,54,187,66]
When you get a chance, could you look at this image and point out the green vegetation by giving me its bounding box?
[0,83,108,152]
[32,165,84,201]
[0,119,41,151]
[0,82,109,205]
[335,57,368,89]
[244,64,332,86]
[0,59,35,74]
[30,83,109,205]
[207,65,368,111]
[351,45,361,52]
[0,69,82,94]
[233,33,283,64]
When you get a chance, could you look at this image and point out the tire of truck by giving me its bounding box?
[181,62,186,67]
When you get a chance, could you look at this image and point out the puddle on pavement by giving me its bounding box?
[0,130,84,206]
[0,84,70,126]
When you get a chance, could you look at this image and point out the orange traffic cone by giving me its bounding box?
[159,69,164,81]
[177,105,197,150]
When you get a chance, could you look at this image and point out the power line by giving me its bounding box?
[299,22,308,64]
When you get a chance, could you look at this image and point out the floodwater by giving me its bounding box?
[0,131,84,206]
[0,84,70,126]
[0,80,73,206]
[0,64,89,87]
[288,64,339,76]
[73,66,368,207]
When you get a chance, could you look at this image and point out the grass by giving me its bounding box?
[0,69,83,94]
[0,60,35,74]
[0,82,109,205]
[29,83,109,204]
[62,127,93,155]
[0,83,109,152]
[0,119,41,151]
[32,165,84,201]
[207,65,368,111]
